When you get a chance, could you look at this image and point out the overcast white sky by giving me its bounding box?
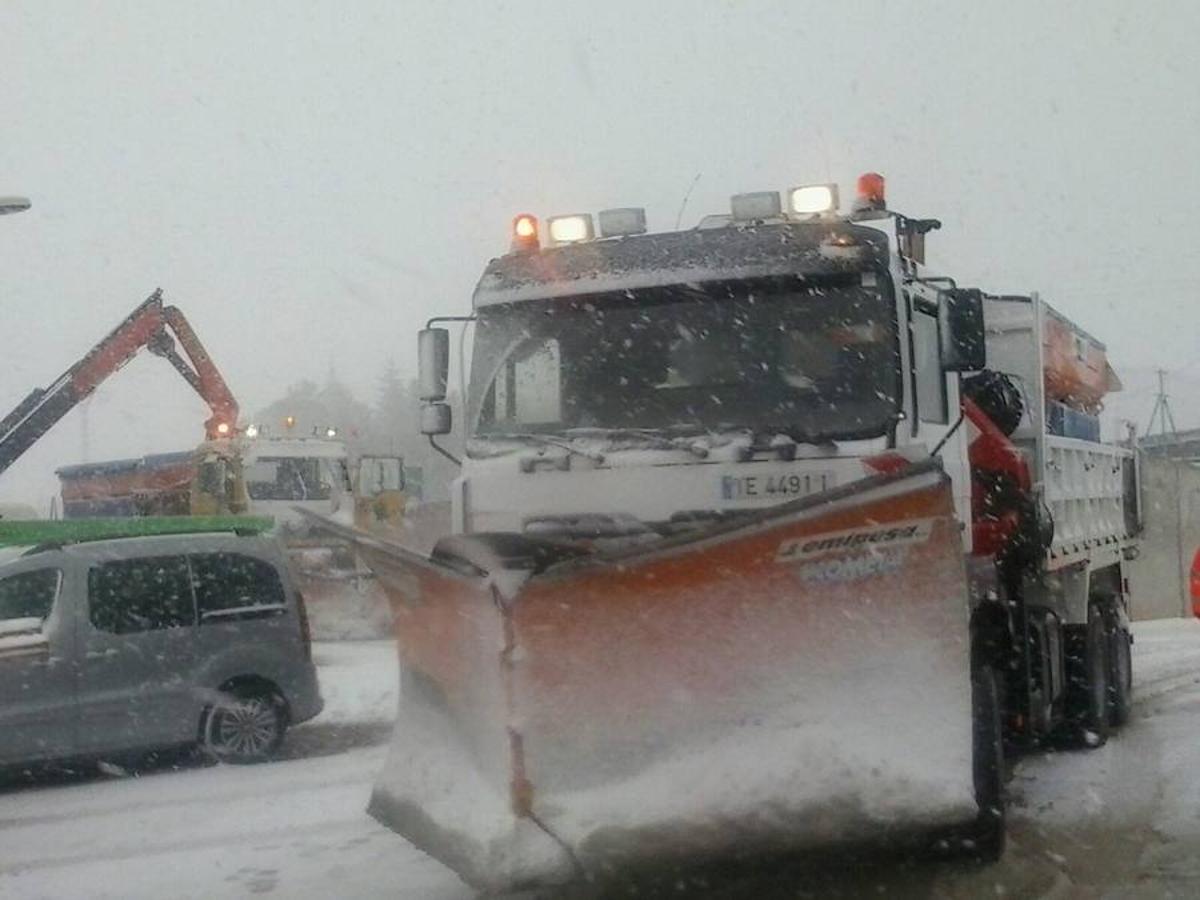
[2,0,1198,508]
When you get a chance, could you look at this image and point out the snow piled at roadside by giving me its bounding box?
[309,640,399,725]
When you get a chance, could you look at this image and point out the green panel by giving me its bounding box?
[0,516,276,547]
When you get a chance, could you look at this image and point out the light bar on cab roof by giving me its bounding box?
[852,172,887,218]
[730,191,782,222]
[547,213,595,245]
[598,207,647,238]
[510,213,540,253]
[789,183,839,216]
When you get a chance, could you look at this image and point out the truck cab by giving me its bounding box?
[421,178,981,548]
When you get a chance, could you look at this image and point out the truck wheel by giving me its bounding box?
[1066,604,1110,748]
[969,663,1006,861]
[1108,623,1133,728]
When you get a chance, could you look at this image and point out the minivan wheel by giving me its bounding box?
[202,688,287,764]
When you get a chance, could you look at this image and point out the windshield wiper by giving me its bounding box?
[473,432,607,465]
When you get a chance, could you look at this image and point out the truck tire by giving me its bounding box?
[1065,604,1111,748]
[1108,623,1133,728]
[969,663,1006,861]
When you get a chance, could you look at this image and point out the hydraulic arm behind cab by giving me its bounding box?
[0,289,239,478]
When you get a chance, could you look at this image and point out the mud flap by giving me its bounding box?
[315,460,978,892]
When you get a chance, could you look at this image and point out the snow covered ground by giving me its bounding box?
[0,641,471,900]
[3,623,1200,898]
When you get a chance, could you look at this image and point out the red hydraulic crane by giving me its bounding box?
[0,289,238,477]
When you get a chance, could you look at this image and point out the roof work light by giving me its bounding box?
[788,183,839,216]
[597,207,647,237]
[730,191,782,222]
[547,214,595,245]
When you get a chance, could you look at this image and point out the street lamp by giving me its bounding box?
[0,196,31,216]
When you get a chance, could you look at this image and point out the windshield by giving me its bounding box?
[244,456,338,501]
[468,274,898,445]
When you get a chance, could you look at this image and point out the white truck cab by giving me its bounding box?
[200,435,355,530]
[419,175,981,548]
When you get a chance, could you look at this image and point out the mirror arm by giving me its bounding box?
[428,435,461,467]
[426,315,476,328]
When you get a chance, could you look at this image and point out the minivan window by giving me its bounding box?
[0,569,61,623]
[88,556,195,634]
[191,552,286,621]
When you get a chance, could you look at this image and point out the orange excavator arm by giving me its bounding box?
[158,303,239,440]
[0,289,239,477]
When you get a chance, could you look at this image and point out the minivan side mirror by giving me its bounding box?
[418,328,450,402]
[939,288,986,372]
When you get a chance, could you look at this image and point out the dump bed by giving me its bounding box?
[56,451,196,518]
[981,295,1139,569]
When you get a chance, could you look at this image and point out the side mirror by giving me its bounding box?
[421,402,452,436]
[418,328,450,402]
[939,288,986,372]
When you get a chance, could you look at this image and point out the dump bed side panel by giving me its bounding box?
[982,296,1137,573]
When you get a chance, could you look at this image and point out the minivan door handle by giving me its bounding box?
[85,648,120,661]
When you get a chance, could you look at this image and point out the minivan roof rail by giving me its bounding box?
[0,515,276,549]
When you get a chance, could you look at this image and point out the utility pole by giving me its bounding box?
[1142,369,1192,615]
[1145,368,1179,446]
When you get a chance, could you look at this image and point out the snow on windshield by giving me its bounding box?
[468,275,899,444]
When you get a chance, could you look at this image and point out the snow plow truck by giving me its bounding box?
[315,174,1140,892]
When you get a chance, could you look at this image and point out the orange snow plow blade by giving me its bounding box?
[314,459,977,892]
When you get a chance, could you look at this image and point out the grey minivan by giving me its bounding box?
[0,532,323,768]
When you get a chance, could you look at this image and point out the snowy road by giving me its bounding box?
[0,642,471,900]
[3,623,1200,899]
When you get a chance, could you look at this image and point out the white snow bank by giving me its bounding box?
[0,746,469,900]
[0,617,45,653]
[309,640,398,725]
[0,616,43,637]
[1011,616,1200,834]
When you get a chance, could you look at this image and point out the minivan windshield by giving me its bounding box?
[468,274,898,446]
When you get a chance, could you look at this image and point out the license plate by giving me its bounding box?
[720,470,833,502]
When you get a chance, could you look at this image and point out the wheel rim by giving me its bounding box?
[213,697,279,757]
